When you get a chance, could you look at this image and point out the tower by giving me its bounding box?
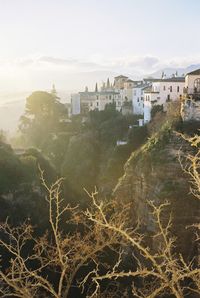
[51,84,57,97]
[95,82,98,92]
[106,78,110,89]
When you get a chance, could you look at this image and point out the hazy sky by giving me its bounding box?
[0,0,200,97]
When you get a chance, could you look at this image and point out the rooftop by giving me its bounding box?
[160,77,185,82]
[79,91,120,95]
[143,77,185,83]
[143,78,161,82]
[114,75,129,79]
[133,83,151,89]
[186,69,200,76]
[125,79,135,83]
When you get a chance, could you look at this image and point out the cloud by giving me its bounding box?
[0,54,200,96]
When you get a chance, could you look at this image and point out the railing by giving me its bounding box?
[183,87,200,94]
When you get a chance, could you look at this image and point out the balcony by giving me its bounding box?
[184,87,200,94]
[183,87,200,100]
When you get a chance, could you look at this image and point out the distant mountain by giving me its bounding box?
[147,64,200,79]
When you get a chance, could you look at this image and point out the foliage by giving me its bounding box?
[128,125,148,150]
[61,132,101,201]
[0,140,57,226]
[19,91,68,148]
[150,104,163,119]
[0,137,199,297]
[0,141,24,195]
[0,172,123,298]
[175,120,200,135]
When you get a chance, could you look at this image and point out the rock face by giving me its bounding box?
[181,98,200,121]
[114,125,199,258]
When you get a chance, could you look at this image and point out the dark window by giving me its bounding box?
[170,86,172,92]
[163,86,166,91]
[177,86,180,92]
[194,78,200,92]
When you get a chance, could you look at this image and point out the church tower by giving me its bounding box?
[51,84,57,97]
[95,82,98,92]
[106,78,110,89]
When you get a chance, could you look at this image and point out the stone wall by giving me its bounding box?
[181,98,200,121]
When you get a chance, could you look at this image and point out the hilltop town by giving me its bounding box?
[70,69,200,124]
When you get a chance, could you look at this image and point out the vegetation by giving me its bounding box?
[19,91,68,152]
[0,135,199,297]
[0,90,199,297]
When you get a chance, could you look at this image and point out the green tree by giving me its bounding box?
[61,132,100,202]
[19,91,68,148]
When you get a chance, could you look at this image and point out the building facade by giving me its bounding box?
[181,69,200,121]
[143,77,185,123]
[71,93,81,115]
[132,83,150,115]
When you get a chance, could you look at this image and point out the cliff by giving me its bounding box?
[114,123,199,258]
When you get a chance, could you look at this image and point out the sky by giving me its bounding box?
[0,0,200,100]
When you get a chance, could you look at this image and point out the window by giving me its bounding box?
[170,86,172,92]
[96,102,99,106]
[96,95,99,99]
[194,78,200,92]
[163,86,166,91]
[177,86,180,92]
[137,98,139,102]
[109,95,112,100]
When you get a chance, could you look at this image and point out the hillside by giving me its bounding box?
[114,123,200,258]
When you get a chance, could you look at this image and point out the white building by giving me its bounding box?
[77,75,138,114]
[144,88,160,123]
[143,76,185,123]
[132,83,150,115]
[181,69,200,121]
[71,93,81,115]
[79,81,122,113]
[184,69,200,96]
[152,77,185,107]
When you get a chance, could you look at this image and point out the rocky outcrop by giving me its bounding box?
[181,98,200,121]
[114,124,199,258]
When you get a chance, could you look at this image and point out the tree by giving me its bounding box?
[61,132,100,202]
[0,139,199,297]
[0,171,122,298]
[151,104,163,119]
[19,91,68,148]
